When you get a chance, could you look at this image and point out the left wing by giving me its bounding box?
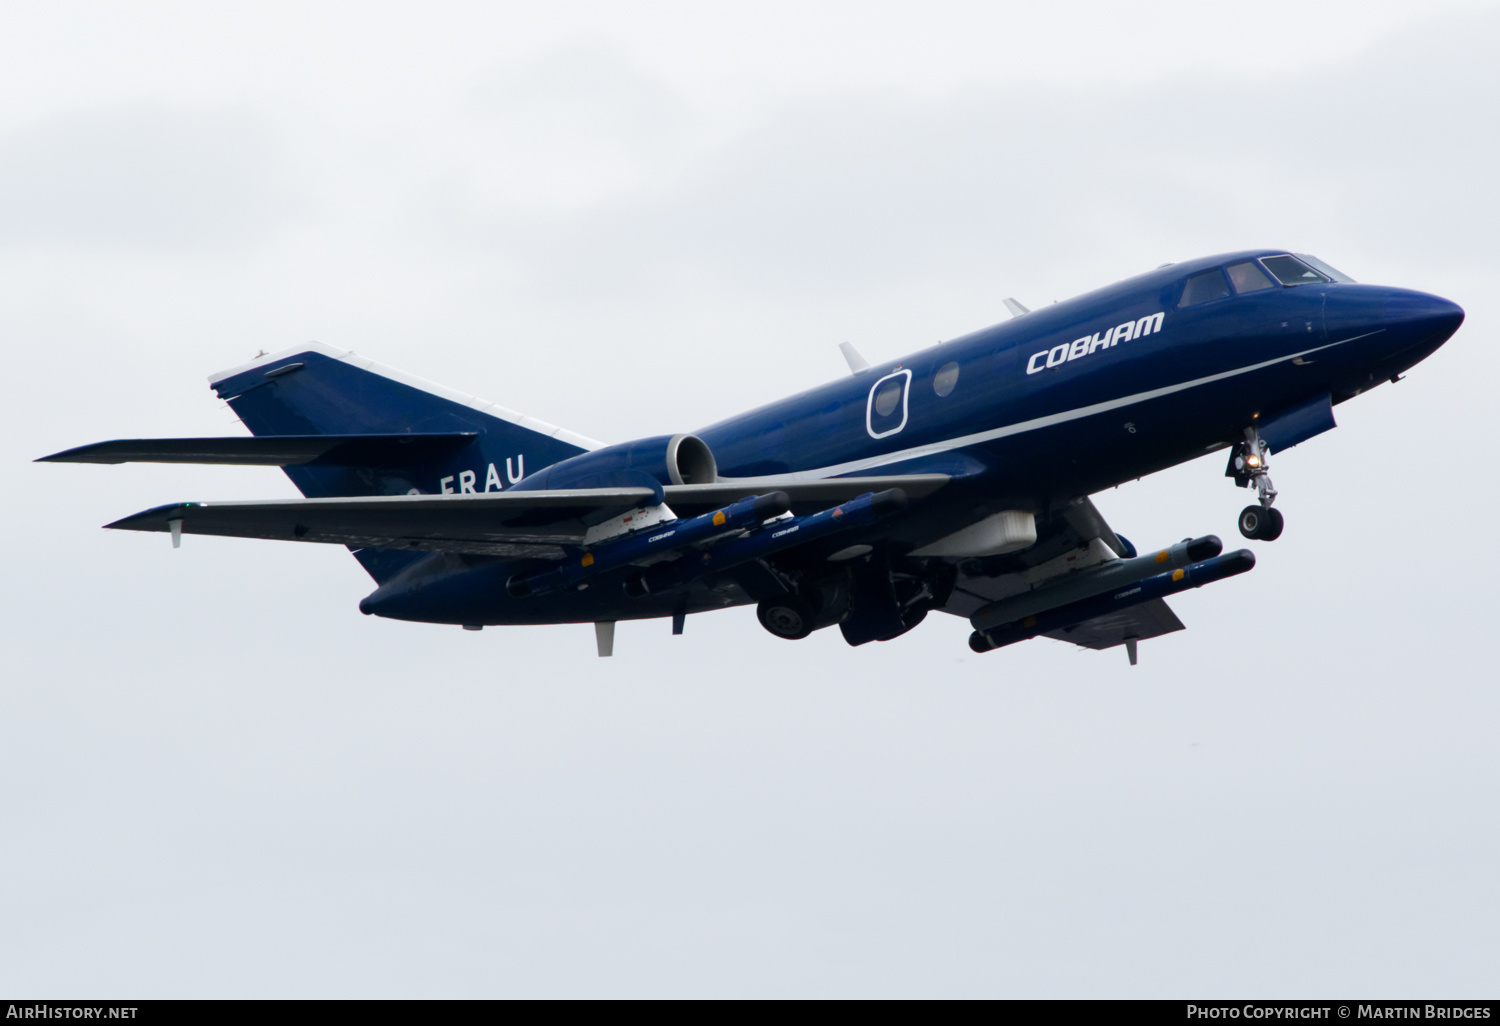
[106,488,657,558]
[105,474,951,559]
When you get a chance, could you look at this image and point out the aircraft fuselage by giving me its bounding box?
[359,249,1462,628]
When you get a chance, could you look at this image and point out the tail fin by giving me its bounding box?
[211,343,600,581]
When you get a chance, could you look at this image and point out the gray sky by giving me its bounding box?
[3,0,1497,997]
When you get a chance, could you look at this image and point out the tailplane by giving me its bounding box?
[210,343,599,583]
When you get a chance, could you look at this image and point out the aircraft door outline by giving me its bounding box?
[866,369,912,439]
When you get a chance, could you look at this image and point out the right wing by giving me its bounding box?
[1040,599,1184,650]
[941,496,1186,651]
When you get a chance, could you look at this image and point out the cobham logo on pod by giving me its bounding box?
[1025,312,1164,375]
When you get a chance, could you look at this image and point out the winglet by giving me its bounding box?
[839,342,871,374]
[1003,298,1031,318]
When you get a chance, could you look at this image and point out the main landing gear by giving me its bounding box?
[757,596,818,640]
[1227,425,1285,541]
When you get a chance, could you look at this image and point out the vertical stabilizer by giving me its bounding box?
[210,343,602,582]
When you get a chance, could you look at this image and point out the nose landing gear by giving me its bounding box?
[1237,503,1283,541]
[1228,426,1284,541]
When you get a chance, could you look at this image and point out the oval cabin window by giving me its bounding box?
[933,361,960,397]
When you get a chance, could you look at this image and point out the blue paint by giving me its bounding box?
[1259,393,1337,453]
[52,249,1466,652]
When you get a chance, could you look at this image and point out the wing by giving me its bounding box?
[1040,598,1184,650]
[940,496,1185,651]
[105,474,951,559]
[106,489,654,558]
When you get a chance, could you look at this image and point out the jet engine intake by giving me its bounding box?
[508,433,717,494]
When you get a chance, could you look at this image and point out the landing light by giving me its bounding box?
[1246,453,1262,469]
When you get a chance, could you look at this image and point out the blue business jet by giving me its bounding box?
[41,251,1463,660]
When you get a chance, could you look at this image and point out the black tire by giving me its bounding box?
[1260,506,1285,541]
[1238,505,1266,540]
[757,597,817,640]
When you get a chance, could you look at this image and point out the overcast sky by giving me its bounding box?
[3,0,1498,998]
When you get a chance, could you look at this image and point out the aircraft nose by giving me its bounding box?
[1380,289,1465,345]
[1324,286,1465,358]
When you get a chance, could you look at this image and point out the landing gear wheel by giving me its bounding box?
[1238,505,1264,539]
[757,597,817,640]
[1238,505,1284,541]
[1259,506,1284,541]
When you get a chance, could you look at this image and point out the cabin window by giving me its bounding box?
[1179,269,1231,307]
[1260,254,1331,286]
[933,361,960,397]
[1227,261,1276,294]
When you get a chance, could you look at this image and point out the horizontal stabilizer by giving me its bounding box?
[104,474,949,558]
[36,433,478,467]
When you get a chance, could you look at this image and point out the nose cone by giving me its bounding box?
[1323,287,1465,370]
[1381,289,1465,346]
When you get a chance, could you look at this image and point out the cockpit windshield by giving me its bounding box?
[1261,254,1332,286]
[1294,254,1356,283]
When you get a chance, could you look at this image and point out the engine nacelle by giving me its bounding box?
[507,433,717,494]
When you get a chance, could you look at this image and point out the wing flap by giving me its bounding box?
[36,433,478,467]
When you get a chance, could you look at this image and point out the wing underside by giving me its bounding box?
[1040,598,1185,649]
[940,496,1186,652]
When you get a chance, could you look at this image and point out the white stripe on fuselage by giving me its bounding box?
[718,330,1383,484]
